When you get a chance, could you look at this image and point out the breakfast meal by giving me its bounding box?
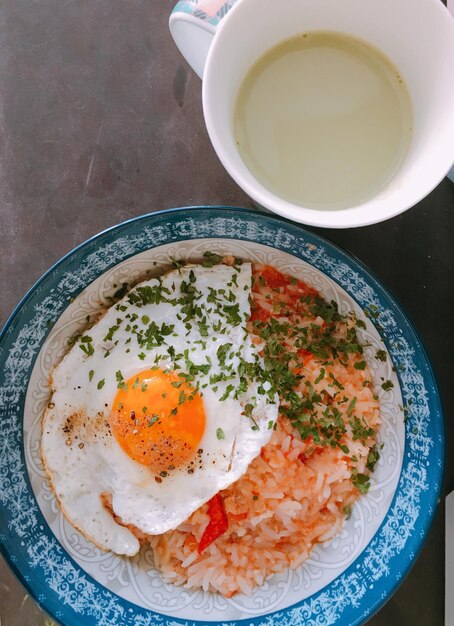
[41,254,382,597]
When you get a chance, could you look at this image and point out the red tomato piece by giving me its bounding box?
[250,305,271,323]
[197,494,229,554]
[259,265,318,297]
[297,349,314,366]
[260,265,290,289]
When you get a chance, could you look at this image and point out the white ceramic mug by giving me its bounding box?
[170,0,454,228]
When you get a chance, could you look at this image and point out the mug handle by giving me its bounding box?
[448,164,454,183]
[169,0,239,78]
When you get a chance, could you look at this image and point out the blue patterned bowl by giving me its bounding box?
[0,207,443,626]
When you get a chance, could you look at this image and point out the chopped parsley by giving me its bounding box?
[217,342,233,366]
[220,384,235,401]
[127,282,171,307]
[148,414,159,426]
[366,445,381,472]
[375,349,387,362]
[116,370,128,390]
[328,372,345,390]
[350,416,375,442]
[79,335,94,356]
[223,304,242,325]
[308,296,341,323]
[103,325,119,342]
[202,251,223,267]
[137,321,175,350]
[354,360,367,370]
[351,471,370,494]
[346,397,357,417]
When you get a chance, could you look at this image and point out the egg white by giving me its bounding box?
[42,263,278,556]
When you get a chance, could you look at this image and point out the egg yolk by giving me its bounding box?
[110,369,206,474]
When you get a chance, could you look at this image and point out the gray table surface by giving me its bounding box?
[0,1,453,625]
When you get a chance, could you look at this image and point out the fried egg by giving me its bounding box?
[42,262,278,556]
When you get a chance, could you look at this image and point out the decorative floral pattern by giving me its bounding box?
[0,208,443,626]
[171,0,238,27]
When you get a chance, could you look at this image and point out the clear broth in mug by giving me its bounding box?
[234,32,412,211]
